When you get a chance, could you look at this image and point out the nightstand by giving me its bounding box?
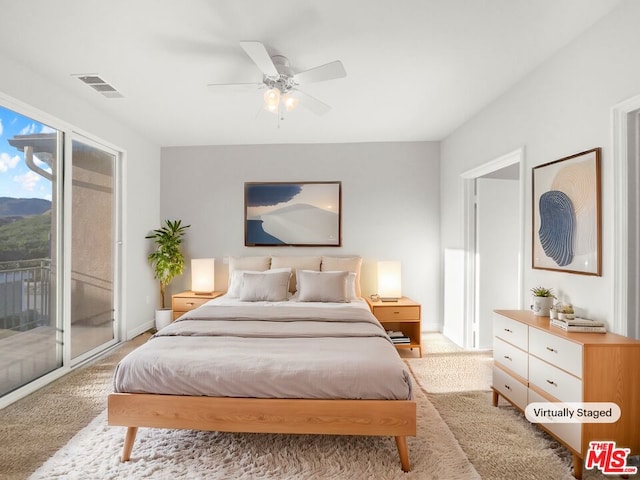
[171,291,223,320]
[365,296,422,357]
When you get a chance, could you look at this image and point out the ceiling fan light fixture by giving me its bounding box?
[282,92,299,112]
[264,88,280,108]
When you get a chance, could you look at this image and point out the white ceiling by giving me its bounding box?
[0,0,622,147]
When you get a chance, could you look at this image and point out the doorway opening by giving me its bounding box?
[459,148,525,349]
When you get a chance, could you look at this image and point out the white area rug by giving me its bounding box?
[29,385,480,480]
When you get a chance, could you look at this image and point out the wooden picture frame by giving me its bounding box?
[244,181,342,247]
[532,148,601,275]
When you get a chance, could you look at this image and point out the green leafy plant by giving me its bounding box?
[146,219,190,308]
[561,304,574,314]
[530,286,556,298]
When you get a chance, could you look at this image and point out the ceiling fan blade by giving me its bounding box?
[293,89,332,116]
[293,60,346,85]
[207,82,264,90]
[239,41,279,77]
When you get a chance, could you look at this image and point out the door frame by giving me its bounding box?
[611,94,640,336]
[460,147,526,348]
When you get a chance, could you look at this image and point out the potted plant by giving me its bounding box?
[146,219,190,330]
[558,304,575,320]
[530,286,556,317]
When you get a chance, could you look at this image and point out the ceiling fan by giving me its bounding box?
[208,41,346,116]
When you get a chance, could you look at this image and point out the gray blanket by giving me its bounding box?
[113,303,413,400]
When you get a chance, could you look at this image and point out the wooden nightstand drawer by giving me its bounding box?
[373,306,420,321]
[171,291,223,320]
[173,296,211,312]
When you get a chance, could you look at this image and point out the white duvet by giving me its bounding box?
[113,296,412,400]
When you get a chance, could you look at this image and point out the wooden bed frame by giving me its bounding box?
[108,393,417,471]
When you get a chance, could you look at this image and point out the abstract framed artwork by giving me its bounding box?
[532,148,601,275]
[244,181,342,247]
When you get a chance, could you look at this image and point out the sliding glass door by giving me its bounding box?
[0,101,121,401]
[69,137,117,361]
[0,106,62,397]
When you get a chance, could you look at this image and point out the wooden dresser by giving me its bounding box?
[492,310,640,479]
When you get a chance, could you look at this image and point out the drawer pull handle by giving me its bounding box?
[504,384,511,390]
[546,346,557,353]
[186,302,195,306]
[546,379,558,387]
[503,355,512,361]
[504,328,512,333]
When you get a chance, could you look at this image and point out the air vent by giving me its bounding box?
[72,74,124,98]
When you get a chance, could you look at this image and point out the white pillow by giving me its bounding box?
[271,255,322,293]
[320,256,362,296]
[227,268,291,298]
[345,271,357,300]
[297,270,349,303]
[239,270,291,302]
[316,270,357,300]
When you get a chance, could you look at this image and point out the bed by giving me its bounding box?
[108,259,417,471]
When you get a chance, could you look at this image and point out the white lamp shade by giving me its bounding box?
[378,261,402,300]
[191,258,215,294]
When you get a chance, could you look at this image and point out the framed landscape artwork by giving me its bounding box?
[244,181,342,246]
[532,148,601,275]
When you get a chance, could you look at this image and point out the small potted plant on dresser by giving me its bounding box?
[530,286,556,317]
[146,219,190,331]
[558,304,575,320]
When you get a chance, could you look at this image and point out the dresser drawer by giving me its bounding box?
[528,388,582,452]
[173,296,211,312]
[529,356,582,403]
[373,306,420,321]
[493,313,528,350]
[529,328,582,378]
[493,366,528,410]
[494,337,528,379]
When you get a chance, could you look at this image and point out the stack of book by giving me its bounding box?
[550,317,606,333]
[387,330,411,344]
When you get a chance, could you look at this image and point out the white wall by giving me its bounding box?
[441,0,640,332]
[0,50,161,339]
[161,141,441,330]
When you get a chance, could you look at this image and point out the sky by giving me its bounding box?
[0,105,55,201]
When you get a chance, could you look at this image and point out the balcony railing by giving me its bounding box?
[0,259,51,332]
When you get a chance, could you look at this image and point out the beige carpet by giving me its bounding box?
[0,333,151,480]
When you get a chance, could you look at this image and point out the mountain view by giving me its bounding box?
[0,197,52,263]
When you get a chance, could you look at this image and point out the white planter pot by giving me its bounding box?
[155,308,173,331]
[531,296,554,317]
